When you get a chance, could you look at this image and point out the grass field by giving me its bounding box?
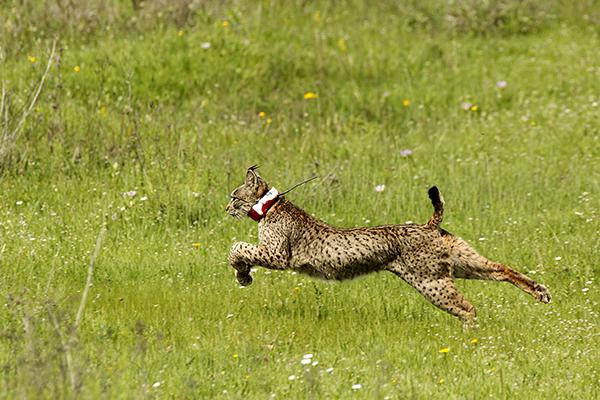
[1,1,599,398]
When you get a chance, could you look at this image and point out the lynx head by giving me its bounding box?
[226,165,270,218]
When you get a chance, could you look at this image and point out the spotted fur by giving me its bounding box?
[226,167,551,325]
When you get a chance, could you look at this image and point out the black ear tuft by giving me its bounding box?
[246,165,260,185]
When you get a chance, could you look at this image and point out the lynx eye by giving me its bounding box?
[230,195,249,204]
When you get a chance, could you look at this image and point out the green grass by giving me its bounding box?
[1,1,599,398]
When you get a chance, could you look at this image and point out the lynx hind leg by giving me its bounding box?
[388,262,476,326]
[423,277,477,326]
[423,277,477,327]
[446,236,551,303]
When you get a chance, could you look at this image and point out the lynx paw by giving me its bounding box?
[236,271,253,286]
[534,284,551,303]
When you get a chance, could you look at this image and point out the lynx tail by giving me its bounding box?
[427,186,444,228]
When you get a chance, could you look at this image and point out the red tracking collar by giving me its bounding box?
[247,188,280,221]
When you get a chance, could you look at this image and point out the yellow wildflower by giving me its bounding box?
[177,30,184,37]
[258,111,266,118]
[232,353,239,359]
[402,99,410,107]
[73,66,81,73]
[222,20,230,28]
[470,105,478,112]
[303,91,318,100]
[27,55,37,63]
[439,378,446,384]
[439,347,450,354]
[471,338,478,345]
[192,243,201,249]
[266,118,272,125]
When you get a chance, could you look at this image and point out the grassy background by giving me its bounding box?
[1,1,599,398]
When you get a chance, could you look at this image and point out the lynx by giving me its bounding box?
[226,166,551,324]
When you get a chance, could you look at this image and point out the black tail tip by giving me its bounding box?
[428,186,440,201]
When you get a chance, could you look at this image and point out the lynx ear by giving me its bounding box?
[245,165,260,186]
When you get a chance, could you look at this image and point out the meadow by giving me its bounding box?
[1,1,599,398]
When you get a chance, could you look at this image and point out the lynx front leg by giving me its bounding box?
[228,241,289,286]
[228,242,257,286]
